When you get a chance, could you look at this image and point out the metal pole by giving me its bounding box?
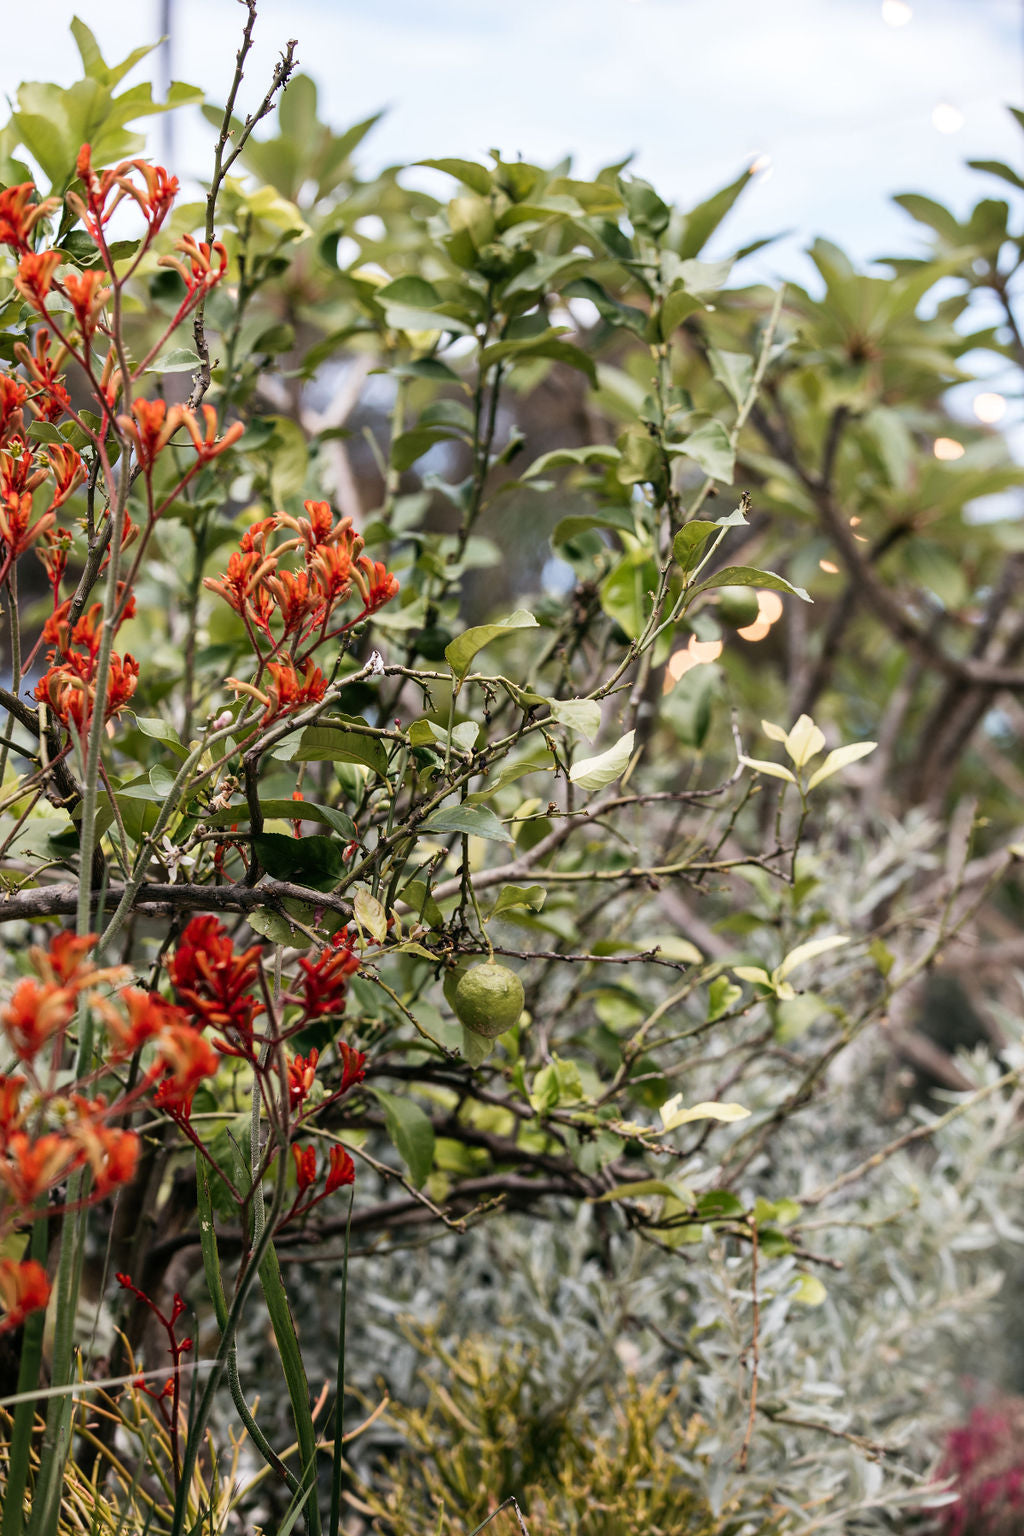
[159,0,175,164]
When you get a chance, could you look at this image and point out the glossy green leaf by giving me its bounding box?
[370,1087,435,1189]
[445,609,539,678]
[422,804,512,843]
[688,566,811,602]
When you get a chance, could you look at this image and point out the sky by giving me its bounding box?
[2,0,1021,288]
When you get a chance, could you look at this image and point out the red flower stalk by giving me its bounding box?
[0,1131,81,1203]
[287,1048,319,1113]
[62,268,111,342]
[157,233,228,295]
[324,1144,356,1193]
[117,398,184,470]
[179,404,244,464]
[1,978,76,1061]
[46,444,87,506]
[14,250,62,311]
[0,184,59,253]
[224,657,329,725]
[71,145,179,244]
[292,1142,318,1193]
[13,333,72,423]
[168,915,264,1049]
[115,1272,192,1482]
[0,1258,51,1334]
[296,932,361,1020]
[0,375,28,443]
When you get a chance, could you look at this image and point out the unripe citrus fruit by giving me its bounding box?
[453,961,524,1038]
[717,586,760,627]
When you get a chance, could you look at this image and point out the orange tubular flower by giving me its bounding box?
[117,398,184,470]
[66,1100,141,1196]
[1,978,76,1061]
[287,1049,319,1113]
[100,988,191,1059]
[0,184,60,253]
[0,1131,81,1204]
[72,145,179,242]
[0,492,56,565]
[296,932,361,1020]
[266,569,319,635]
[0,1259,51,1334]
[14,332,72,424]
[324,1145,356,1194]
[168,916,264,1045]
[153,1021,221,1099]
[180,404,244,464]
[353,555,401,614]
[14,250,62,311]
[263,658,328,720]
[158,233,229,295]
[0,375,28,443]
[46,444,87,506]
[63,269,111,341]
[203,549,279,624]
[292,1143,318,1193]
[34,650,139,733]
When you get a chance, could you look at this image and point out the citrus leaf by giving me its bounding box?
[445,609,539,679]
[569,730,636,790]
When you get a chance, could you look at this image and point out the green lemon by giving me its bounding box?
[453,962,525,1038]
[717,586,760,627]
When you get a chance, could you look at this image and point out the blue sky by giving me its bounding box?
[3,0,1022,284]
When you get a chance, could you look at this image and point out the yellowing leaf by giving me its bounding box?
[740,755,797,784]
[659,1096,751,1132]
[643,935,703,964]
[791,1273,828,1307]
[734,965,771,987]
[761,719,788,743]
[549,697,603,742]
[806,740,877,791]
[785,714,826,768]
[570,729,636,790]
[775,934,849,984]
[353,888,388,943]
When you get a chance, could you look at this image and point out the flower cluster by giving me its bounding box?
[34,592,139,735]
[69,144,178,246]
[168,915,265,1063]
[207,500,399,723]
[288,1139,355,1221]
[164,917,366,1214]
[0,931,221,1334]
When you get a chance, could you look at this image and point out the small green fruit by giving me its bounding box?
[453,961,525,1038]
[717,586,760,627]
